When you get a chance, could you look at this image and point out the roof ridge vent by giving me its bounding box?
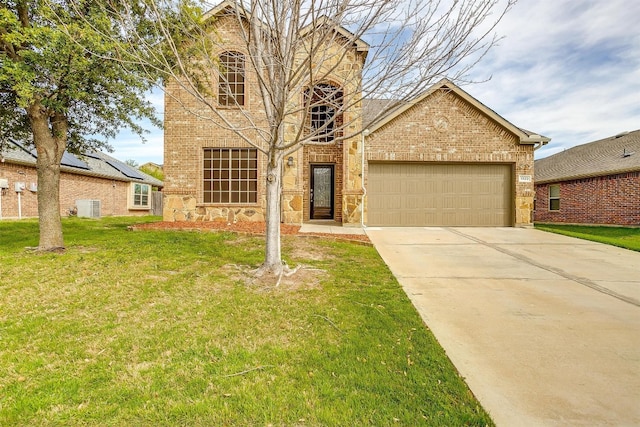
[622,148,635,158]
[614,131,629,138]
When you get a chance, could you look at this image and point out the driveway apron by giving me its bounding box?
[366,227,640,426]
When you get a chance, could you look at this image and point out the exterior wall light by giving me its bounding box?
[287,156,294,167]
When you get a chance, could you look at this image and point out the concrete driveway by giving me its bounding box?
[366,227,640,426]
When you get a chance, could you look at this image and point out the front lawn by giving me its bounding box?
[0,217,492,426]
[535,223,640,251]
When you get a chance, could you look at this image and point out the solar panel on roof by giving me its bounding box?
[82,151,103,160]
[12,141,39,160]
[18,140,89,170]
[61,152,90,170]
[104,158,145,180]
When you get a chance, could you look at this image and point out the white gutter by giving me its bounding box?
[521,134,551,150]
[360,129,369,228]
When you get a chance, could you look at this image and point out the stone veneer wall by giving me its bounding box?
[364,88,536,227]
[342,136,365,225]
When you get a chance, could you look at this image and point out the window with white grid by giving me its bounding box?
[203,148,257,204]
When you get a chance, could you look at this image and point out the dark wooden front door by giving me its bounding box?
[310,165,334,219]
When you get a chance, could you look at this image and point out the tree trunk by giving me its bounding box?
[29,103,66,251]
[261,153,284,274]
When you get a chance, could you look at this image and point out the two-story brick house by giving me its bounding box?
[163,2,549,228]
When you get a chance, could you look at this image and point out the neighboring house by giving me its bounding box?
[534,130,640,226]
[0,139,163,219]
[163,3,549,227]
[140,162,164,177]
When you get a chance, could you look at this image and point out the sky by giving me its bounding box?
[108,0,640,165]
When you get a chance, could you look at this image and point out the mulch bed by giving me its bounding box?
[131,221,371,244]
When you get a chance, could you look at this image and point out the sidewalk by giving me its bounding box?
[299,222,366,236]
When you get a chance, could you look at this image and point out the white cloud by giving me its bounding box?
[464,0,640,158]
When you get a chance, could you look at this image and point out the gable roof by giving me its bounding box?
[366,79,550,146]
[299,15,370,53]
[362,99,402,128]
[0,139,163,188]
[534,130,640,184]
[204,0,369,53]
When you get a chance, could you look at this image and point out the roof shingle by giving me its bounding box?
[534,130,640,183]
[1,140,163,188]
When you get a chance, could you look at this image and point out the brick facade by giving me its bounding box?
[162,15,270,223]
[0,162,153,219]
[534,172,640,226]
[163,8,543,227]
[163,12,365,225]
[365,88,536,227]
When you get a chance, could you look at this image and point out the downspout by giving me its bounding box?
[529,135,551,225]
[361,129,369,228]
[17,190,22,219]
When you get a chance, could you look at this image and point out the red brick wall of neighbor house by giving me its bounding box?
[365,88,536,226]
[0,162,150,219]
[534,172,640,226]
[0,162,39,218]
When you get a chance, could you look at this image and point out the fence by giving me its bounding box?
[151,191,163,216]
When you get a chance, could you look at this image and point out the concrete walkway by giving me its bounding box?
[299,222,367,235]
[366,227,640,426]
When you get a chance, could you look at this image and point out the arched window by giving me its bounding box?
[306,83,343,143]
[218,51,245,106]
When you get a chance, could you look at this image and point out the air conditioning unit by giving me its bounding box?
[76,199,101,218]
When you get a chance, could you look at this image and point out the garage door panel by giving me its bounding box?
[368,163,512,226]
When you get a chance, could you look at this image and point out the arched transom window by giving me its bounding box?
[305,83,343,143]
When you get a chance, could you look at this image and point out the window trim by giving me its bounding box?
[202,148,258,205]
[130,182,151,210]
[549,184,560,211]
[218,51,245,107]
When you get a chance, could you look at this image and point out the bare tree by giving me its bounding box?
[86,0,515,275]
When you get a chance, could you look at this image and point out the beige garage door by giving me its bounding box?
[368,163,513,226]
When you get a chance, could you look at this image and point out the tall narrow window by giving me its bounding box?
[306,84,343,143]
[203,148,257,204]
[131,183,150,209]
[549,184,560,211]
[218,51,245,106]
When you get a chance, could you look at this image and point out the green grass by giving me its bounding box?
[0,217,492,426]
[535,223,640,251]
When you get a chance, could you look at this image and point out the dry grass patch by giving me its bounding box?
[221,263,327,292]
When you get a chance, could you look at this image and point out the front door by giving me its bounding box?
[310,165,334,220]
